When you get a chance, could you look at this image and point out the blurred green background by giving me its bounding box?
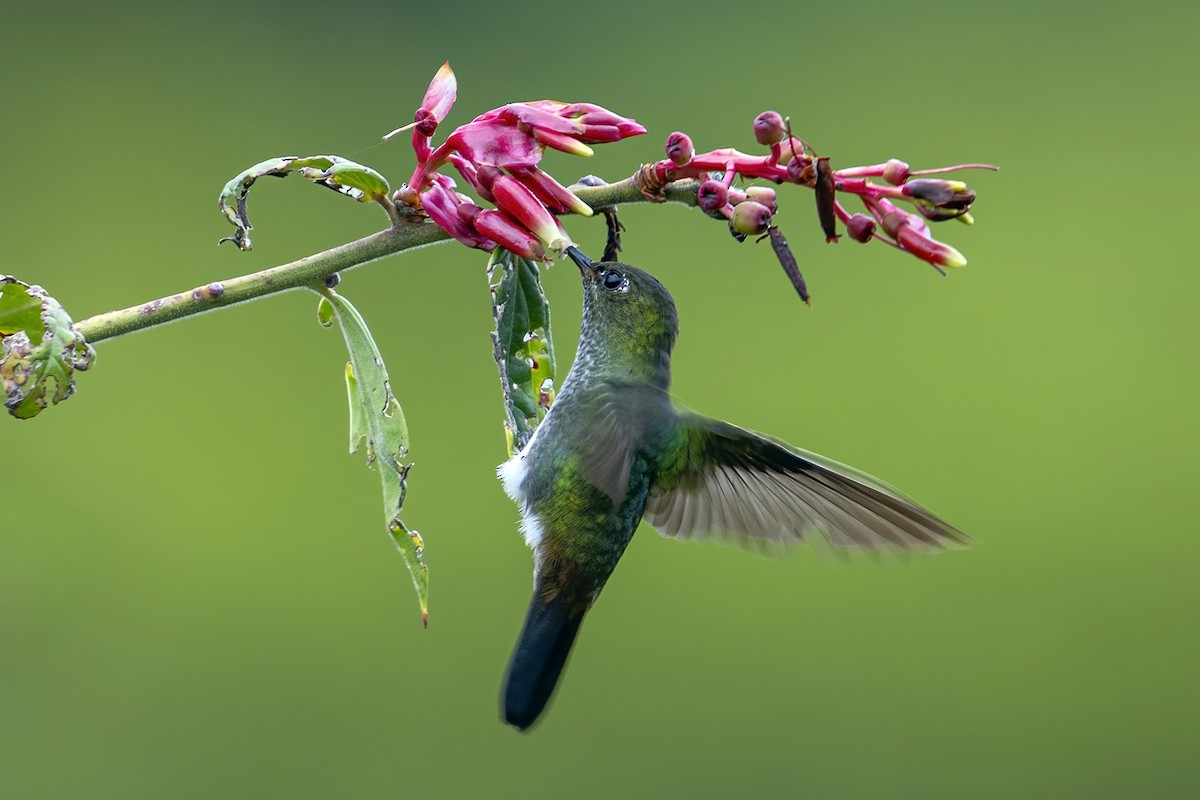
[3,1,1197,797]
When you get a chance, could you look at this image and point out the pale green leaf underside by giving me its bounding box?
[317,286,427,624]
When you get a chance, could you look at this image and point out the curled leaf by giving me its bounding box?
[219,155,390,251]
[316,288,428,624]
[1,276,95,419]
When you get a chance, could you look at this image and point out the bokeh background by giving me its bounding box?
[3,1,1197,797]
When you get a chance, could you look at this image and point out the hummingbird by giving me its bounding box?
[498,247,966,730]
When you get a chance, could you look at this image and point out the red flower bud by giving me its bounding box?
[753,111,786,146]
[421,183,493,250]
[491,102,586,136]
[473,209,547,262]
[882,158,910,185]
[846,213,876,243]
[697,180,728,212]
[880,207,965,268]
[456,202,484,226]
[491,174,572,252]
[413,107,438,138]
[577,125,625,143]
[665,131,695,166]
[530,127,595,157]
[509,166,592,217]
[448,154,494,202]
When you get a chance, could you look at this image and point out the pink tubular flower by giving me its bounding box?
[490,174,572,252]
[473,210,546,262]
[869,197,966,270]
[419,176,495,251]
[391,63,644,260]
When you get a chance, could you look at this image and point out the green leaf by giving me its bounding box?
[1,276,95,419]
[316,287,427,625]
[317,296,335,328]
[218,155,391,251]
[488,249,556,454]
[301,161,390,201]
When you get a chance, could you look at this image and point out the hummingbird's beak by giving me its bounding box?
[566,246,596,278]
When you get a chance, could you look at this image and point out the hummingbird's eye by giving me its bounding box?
[601,270,626,291]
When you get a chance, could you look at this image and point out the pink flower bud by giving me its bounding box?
[491,174,572,252]
[726,187,747,205]
[456,202,484,226]
[745,186,777,214]
[577,125,625,143]
[559,103,646,138]
[420,62,458,124]
[509,166,593,217]
[665,131,695,166]
[448,154,494,202]
[413,107,438,138]
[753,111,786,146]
[530,127,595,157]
[846,213,876,243]
[730,201,773,236]
[882,158,910,185]
[421,183,492,250]
[473,209,547,262]
[697,180,728,212]
[881,208,965,268]
[493,102,586,136]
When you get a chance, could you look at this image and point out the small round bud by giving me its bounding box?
[413,107,438,138]
[753,111,786,146]
[882,158,910,186]
[726,187,747,205]
[697,180,728,212]
[730,201,773,235]
[665,131,695,166]
[846,213,876,243]
[745,186,778,214]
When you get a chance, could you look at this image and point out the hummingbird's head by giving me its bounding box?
[567,247,679,385]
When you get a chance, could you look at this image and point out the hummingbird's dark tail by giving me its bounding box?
[502,591,586,731]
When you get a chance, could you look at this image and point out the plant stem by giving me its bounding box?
[74,176,701,345]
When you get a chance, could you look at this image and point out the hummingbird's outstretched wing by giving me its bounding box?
[645,415,968,551]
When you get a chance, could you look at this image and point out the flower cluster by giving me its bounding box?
[648,112,995,273]
[388,63,645,262]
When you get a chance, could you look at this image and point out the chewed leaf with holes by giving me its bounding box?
[317,289,428,625]
[488,249,556,454]
[1,276,95,419]
[219,156,391,251]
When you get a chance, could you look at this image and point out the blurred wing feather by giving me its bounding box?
[645,416,968,552]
